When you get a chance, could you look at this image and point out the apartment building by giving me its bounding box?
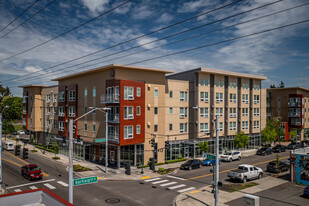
[167,67,267,153]
[267,87,309,140]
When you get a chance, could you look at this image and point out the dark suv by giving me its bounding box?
[267,161,288,173]
[180,159,202,170]
[272,145,287,153]
[288,142,302,150]
[256,147,272,156]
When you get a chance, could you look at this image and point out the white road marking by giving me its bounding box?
[144,178,161,182]
[160,182,177,187]
[167,175,186,181]
[44,183,56,190]
[57,181,69,187]
[7,179,55,189]
[29,186,38,190]
[14,189,22,192]
[152,180,169,184]
[177,187,196,193]
[168,184,186,190]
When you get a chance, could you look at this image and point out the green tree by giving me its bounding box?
[289,130,297,140]
[262,126,277,144]
[198,141,208,157]
[2,97,22,120]
[234,132,249,150]
[2,121,15,134]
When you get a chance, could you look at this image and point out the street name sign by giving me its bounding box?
[204,154,216,160]
[95,138,106,143]
[73,176,99,186]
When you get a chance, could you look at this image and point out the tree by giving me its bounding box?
[0,83,11,105]
[279,81,285,88]
[262,126,277,144]
[198,141,208,157]
[270,84,276,88]
[2,97,22,120]
[234,132,249,150]
[289,130,297,141]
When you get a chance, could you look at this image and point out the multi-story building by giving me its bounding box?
[267,87,309,140]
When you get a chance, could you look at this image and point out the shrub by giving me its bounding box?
[52,156,60,160]
[31,150,37,152]
[165,158,187,164]
[73,164,92,172]
[155,162,164,166]
[158,168,166,174]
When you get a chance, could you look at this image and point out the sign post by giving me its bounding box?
[73,176,99,186]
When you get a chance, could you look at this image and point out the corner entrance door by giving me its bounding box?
[184,147,189,158]
[110,150,115,165]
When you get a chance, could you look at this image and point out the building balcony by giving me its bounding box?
[108,115,119,123]
[291,122,301,126]
[288,102,301,107]
[288,112,301,117]
[100,94,120,103]
[267,113,271,117]
[108,134,119,143]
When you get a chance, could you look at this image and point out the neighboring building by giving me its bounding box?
[267,87,309,141]
[291,147,309,186]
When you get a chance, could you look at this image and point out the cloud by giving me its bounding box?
[177,0,217,13]
[79,0,110,15]
[132,5,154,20]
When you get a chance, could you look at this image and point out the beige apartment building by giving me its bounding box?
[20,64,268,166]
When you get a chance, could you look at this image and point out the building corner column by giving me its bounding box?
[134,144,137,167]
[117,146,120,169]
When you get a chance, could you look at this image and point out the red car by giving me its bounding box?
[21,164,43,180]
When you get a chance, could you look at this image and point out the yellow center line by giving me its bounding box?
[4,151,49,177]
[186,156,289,180]
[3,158,22,167]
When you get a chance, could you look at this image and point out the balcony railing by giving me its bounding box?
[108,134,119,143]
[291,122,301,126]
[288,102,301,107]
[108,115,119,123]
[288,112,300,117]
[100,94,120,103]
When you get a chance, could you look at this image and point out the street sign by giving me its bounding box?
[95,138,106,143]
[205,154,216,160]
[73,176,99,186]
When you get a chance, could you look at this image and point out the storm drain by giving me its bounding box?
[105,198,120,204]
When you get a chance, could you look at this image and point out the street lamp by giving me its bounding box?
[0,105,9,192]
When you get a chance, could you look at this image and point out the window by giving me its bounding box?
[254,121,260,129]
[124,106,134,119]
[215,108,223,116]
[200,92,209,102]
[242,121,248,130]
[230,82,237,88]
[229,122,236,131]
[53,120,58,129]
[216,93,223,102]
[154,124,158,132]
[137,87,141,97]
[53,94,57,102]
[180,123,187,133]
[59,106,65,116]
[242,83,249,89]
[84,107,87,114]
[180,91,188,101]
[277,97,280,102]
[242,108,249,116]
[68,91,75,102]
[46,107,50,115]
[93,87,96,97]
[169,124,173,131]
[242,94,249,103]
[180,107,188,118]
[136,125,141,134]
[169,91,173,98]
[69,106,75,117]
[200,79,209,86]
[229,108,236,117]
[200,107,209,118]
[84,88,87,97]
[254,84,260,90]
[169,107,173,114]
[216,80,224,87]
[53,107,58,115]
[154,89,158,98]
[124,87,134,100]
[154,107,158,115]
[124,126,133,139]
[46,119,50,128]
[92,124,96,133]
[84,124,87,131]
[200,123,209,133]
[254,95,260,104]
[277,108,281,112]
[59,121,64,131]
[230,93,237,103]
[219,122,223,132]
[136,106,141,116]
[46,94,50,102]
[254,108,260,116]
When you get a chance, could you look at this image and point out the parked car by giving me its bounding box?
[227,164,263,183]
[266,161,289,173]
[180,159,202,170]
[202,159,221,166]
[272,145,287,153]
[3,142,14,151]
[220,151,242,162]
[25,130,30,135]
[256,147,272,156]
[303,186,309,197]
[288,142,302,150]
[21,164,43,180]
[18,130,25,135]
[12,131,17,135]
[300,140,309,148]
[284,158,291,167]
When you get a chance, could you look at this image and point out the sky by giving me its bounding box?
[0,0,309,96]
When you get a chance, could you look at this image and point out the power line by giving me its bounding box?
[0,0,40,33]
[1,0,244,84]
[0,0,57,39]
[7,2,308,87]
[0,0,132,62]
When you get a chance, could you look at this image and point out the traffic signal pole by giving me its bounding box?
[69,119,73,204]
[215,114,219,206]
[0,114,3,192]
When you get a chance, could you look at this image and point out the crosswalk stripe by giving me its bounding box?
[44,183,56,190]
[57,181,69,187]
[152,180,169,184]
[177,187,196,193]
[168,184,186,190]
[167,175,186,181]
[144,178,161,182]
[160,182,177,187]
[29,186,38,190]
[14,189,22,192]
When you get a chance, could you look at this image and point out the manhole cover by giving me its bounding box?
[105,198,120,204]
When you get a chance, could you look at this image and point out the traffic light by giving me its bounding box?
[150,138,155,147]
[23,148,28,159]
[124,162,131,175]
[15,145,20,156]
[165,141,170,149]
[149,158,155,171]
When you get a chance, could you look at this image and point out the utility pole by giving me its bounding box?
[215,114,219,206]
[105,110,108,174]
[69,119,73,204]
[4,107,7,141]
[0,113,3,192]
[42,99,46,154]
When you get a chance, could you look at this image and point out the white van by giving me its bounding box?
[4,142,14,151]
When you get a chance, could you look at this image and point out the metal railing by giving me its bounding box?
[100,94,120,103]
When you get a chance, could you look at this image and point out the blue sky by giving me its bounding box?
[0,0,309,96]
